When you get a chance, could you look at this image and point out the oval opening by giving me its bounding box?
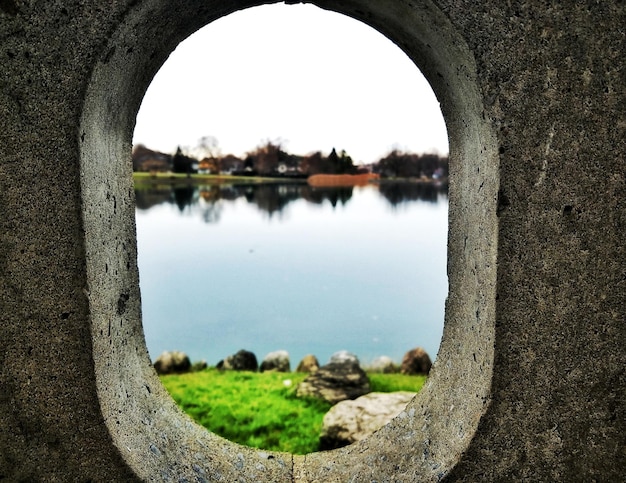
[133,3,449,454]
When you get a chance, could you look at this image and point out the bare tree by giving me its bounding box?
[194,135,221,160]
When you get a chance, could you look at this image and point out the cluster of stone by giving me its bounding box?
[295,349,429,449]
[364,347,432,375]
[153,347,424,450]
[154,347,431,376]
[296,351,371,405]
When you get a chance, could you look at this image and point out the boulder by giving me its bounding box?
[329,350,359,366]
[296,356,370,404]
[260,350,290,372]
[217,349,258,371]
[296,354,320,373]
[153,350,191,375]
[400,347,432,375]
[319,391,417,450]
[367,356,397,374]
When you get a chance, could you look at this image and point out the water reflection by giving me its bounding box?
[135,180,448,221]
[135,180,448,367]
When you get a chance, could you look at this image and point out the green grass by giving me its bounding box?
[133,171,304,185]
[160,369,426,454]
[369,372,427,393]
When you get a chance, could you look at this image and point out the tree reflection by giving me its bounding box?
[378,180,448,205]
[134,181,447,221]
[247,184,302,217]
[301,186,354,207]
[172,186,197,212]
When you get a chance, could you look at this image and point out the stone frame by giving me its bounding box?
[78,0,499,480]
[4,0,624,480]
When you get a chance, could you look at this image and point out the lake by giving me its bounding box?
[135,180,448,369]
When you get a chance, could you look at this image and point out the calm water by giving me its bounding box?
[135,181,448,368]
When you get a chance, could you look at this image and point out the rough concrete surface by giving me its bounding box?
[1,0,624,481]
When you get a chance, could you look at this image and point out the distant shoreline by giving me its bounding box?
[133,171,305,185]
[132,172,447,187]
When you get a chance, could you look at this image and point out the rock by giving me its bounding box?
[329,350,360,366]
[217,349,258,371]
[153,350,191,375]
[296,358,371,404]
[367,356,397,374]
[400,347,432,375]
[319,391,417,450]
[260,350,290,372]
[296,354,320,373]
[191,360,208,372]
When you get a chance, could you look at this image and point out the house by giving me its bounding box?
[132,145,172,172]
[198,157,219,174]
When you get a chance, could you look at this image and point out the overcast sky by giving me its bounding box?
[133,3,448,165]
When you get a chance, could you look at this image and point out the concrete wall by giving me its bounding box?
[1,0,624,481]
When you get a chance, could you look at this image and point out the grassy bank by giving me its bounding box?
[160,369,426,454]
[133,171,305,186]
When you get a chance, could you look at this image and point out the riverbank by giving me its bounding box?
[133,171,447,187]
[133,171,307,186]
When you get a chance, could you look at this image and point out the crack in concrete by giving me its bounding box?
[535,122,555,187]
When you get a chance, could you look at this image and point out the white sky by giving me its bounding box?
[133,3,448,165]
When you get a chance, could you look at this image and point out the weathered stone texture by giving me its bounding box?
[1,0,624,481]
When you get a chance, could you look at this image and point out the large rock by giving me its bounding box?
[260,350,290,372]
[296,354,320,373]
[367,356,398,374]
[400,347,432,375]
[296,355,370,404]
[153,350,191,375]
[320,392,417,450]
[217,349,258,371]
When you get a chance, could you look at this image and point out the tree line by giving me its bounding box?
[132,138,448,180]
[135,181,447,223]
